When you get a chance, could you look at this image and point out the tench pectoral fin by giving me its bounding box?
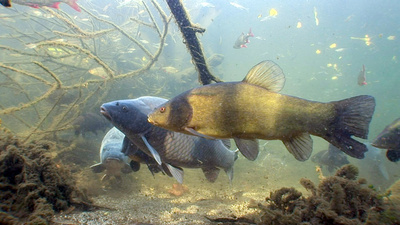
[185,127,216,139]
[202,168,220,183]
[141,135,162,165]
[166,164,184,184]
[282,133,313,161]
[242,60,286,92]
[90,163,106,173]
[234,138,259,161]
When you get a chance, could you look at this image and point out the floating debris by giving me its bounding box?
[387,35,396,41]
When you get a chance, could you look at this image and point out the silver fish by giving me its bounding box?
[311,144,350,173]
[100,96,237,183]
[90,127,132,182]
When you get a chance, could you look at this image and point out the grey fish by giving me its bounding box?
[362,143,389,180]
[90,127,132,182]
[233,28,254,49]
[73,112,111,137]
[372,118,400,162]
[311,144,350,173]
[100,96,237,183]
[0,0,11,7]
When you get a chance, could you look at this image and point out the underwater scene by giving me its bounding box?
[0,0,399,224]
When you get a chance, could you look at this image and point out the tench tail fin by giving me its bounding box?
[323,95,375,159]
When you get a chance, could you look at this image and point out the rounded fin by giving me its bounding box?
[242,60,285,92]
[234,138,259,161]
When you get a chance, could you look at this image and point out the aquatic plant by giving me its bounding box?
[0,128,92,224]
[256,165,386,224]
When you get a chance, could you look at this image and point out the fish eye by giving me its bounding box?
[160,107,166,113]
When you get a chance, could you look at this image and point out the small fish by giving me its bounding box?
[233,28,254,49]
[329,43,337,49]
[387,35,396,41]
[198,1,215,8]
[361,143,389,180]
[148,60,376,162]
[335,48,346,52]
[11,0,81,12]
[101,96,237,183]
[311,144,350,173]
[162,66,179,74]
[314,7,319,26]
[0,0,11,7]
[296,22,302,28]
[357,64,367,86]
[88,67,107,79]
[229,2,248,11]
[90,127,133,182]
[371,118,400,162]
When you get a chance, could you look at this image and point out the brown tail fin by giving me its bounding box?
[322,95,375,159]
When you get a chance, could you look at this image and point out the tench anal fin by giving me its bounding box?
[141,135,162,165]
[242,60,286,92]
[282,133,313,161]
[202,168,220,183]
[166,164,184,184]
[185,127,216,139]
[90,163,106,173]
[234,138,259,161]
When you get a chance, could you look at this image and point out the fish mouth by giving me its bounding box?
[100,106,112,121]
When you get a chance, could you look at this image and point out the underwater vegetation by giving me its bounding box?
[249,165,394,225]
[0,128,92,224]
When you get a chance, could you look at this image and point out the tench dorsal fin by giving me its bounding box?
[282,133,313,161]
[141,135,162,165]
[234,138,259,161]
[243,60,285,92]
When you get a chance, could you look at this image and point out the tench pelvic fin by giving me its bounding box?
[234,138,259,161]
[242,60,286,92]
